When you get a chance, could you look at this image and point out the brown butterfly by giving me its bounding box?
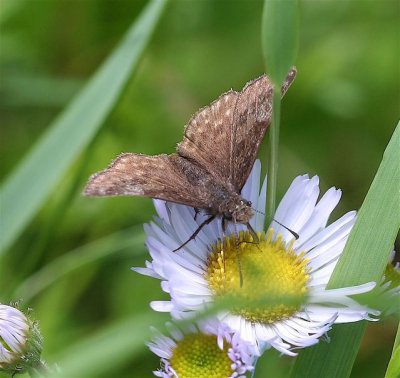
[84,69,296,250]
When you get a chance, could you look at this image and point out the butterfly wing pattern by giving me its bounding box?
[177,90,238,183]
[230,69,296,191]
[84,69,297,211]
[84,153,214,208]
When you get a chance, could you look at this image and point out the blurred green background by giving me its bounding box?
[0,0,399,377]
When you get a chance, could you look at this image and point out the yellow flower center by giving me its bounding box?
[206,229,310,323]
[170,333,232,378]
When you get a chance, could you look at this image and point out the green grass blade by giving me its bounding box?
[262,0,298,86]
[393,324,400,350]
[292,122,400,377]
[261,0,298,223]
[266,91,281,223]
[385,324,400,378]
[386,344,400,378]
[291,323,366,378]
[14,227,145,301]
[0,0,168,253]
[327,124,400,288]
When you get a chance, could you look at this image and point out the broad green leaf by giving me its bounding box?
[262,0,298,86]
[0,0,168,253]
[292,122,400,377]
[14,227,145,301]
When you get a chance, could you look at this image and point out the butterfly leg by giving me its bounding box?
[173,215,216,252]
[220,217,229,278]
[231,221,244,287]
[193,208,200,221]
[246,222,260,243]
[221,216,228,234]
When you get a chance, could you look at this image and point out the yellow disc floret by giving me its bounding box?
[170,333,232,378]
[206,229,310,323]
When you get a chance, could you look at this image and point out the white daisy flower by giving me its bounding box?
[134,161,378,356]
[0,304,43,374]
[148,320,256,378]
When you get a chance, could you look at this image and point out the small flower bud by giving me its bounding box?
[0,304,43,375]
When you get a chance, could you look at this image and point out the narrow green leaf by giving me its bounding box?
[14,227,145,301]
[0,0,168,253]
[291,323,366,378]
[385,324,400,378]
[386,343,400,378]
[261,0,298,223]
[292,122,400,377]
[262,0,298,86]
[266,91,281,224]
[394,323,400,350]
[328,125,400,288]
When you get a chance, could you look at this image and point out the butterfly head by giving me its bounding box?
[222,196,254,224]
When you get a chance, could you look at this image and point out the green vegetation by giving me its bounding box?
[1,1,398,377]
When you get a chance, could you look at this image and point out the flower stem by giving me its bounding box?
[251,356,259,378]
[29,360,52,377]
[266,90,281,226]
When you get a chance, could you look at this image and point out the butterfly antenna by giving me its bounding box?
[271,219,299,239]
[250,208,298,240]
[251,207,265,216]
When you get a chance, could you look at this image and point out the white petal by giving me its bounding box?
[273,176,320,241]
[131,266,161,278]
[150,301,174,312]
[274,175,313,220]
[298,211,356,252]
[153,199,170,224]
[241,160,261,207]
[295,187,342,246]
[307,235,348,272]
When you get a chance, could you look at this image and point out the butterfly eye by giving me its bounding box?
[246,200,252,206]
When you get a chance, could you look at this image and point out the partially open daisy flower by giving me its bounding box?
[148,321,256,378]
[0,304,43,375]
[134,161,378,355]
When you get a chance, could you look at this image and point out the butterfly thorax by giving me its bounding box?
[217,193,254,224]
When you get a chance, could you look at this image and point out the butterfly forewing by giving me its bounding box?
[84,153,213,208]
[177,90,238,182]
[230,68,297,191]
